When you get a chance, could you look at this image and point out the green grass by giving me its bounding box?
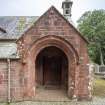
[93,76,105,97]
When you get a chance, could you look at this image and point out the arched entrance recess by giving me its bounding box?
[35,46,68,89]
[26,35,79,98]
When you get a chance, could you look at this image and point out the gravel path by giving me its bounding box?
[1,97,105,105]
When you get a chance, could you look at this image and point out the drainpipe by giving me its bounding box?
[7,58,11,103]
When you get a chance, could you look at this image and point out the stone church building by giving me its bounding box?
[0,0,92,102]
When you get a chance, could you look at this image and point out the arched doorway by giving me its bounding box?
[35,46,68,89]
[24,36,79,99]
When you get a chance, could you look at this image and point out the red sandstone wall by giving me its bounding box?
[78,39,90,100]
[0,7,90,102]
[17,7,81,58]
[0,60,23,102]
[16,7,90,100]
[10,60,23,101]
[0,60,8,102]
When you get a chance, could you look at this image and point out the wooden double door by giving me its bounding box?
[43,56,62,86]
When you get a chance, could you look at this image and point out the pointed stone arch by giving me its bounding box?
[24,35,79,99]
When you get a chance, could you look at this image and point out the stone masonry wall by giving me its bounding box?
[0,60,23,102]
[0,60,8,102]
[16,7,90,100]
[0,6,90,102]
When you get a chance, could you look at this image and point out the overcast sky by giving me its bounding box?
[0,0,105,24]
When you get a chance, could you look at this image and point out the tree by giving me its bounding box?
[77,9,105,65]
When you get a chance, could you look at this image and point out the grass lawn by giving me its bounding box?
[93,76,105,97]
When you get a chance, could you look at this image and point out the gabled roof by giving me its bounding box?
[17,6,89,44]
[0,6,88,44]
[0,6,89,59]
[0,16,39,39]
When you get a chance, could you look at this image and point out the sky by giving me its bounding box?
[0,0,105,24]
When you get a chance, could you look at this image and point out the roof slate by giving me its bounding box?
[0,16,39,39]
[0,16,39,58]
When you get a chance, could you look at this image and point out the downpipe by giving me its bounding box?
[7,58,11,103]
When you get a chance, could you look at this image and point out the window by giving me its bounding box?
[65,10,69,14]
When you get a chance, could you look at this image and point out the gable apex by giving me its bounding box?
[49,6,89,44]
[17,6,88,44]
